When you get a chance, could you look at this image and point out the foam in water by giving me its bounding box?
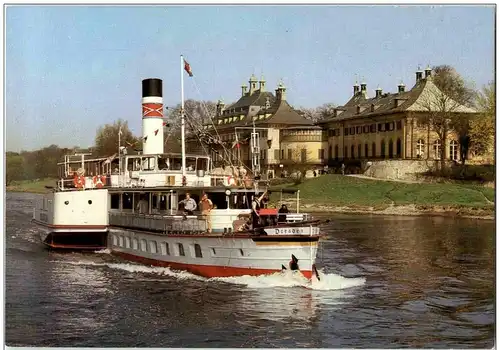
[211,268,366,291]
[94,248,111,254]
[55,259,365,291]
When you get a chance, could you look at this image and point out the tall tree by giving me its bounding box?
[94,119,140,157]
[470,81,495,157]
[432,65,477,164]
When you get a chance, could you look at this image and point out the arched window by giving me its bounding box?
[449,140,458,161]
[328,145,332,160]
[433,140,441,159]
[396,138,402,158]
[416,139,425,158]
[365,143,369,158]
[351,145,355,159]
[334,145,339,160]
[358,144,362,159]
[380,140,386,158]
[372,142,376,158]
[344,146,348,159]
[388,139,394,159]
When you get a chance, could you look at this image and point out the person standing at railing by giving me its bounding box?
[179,193,197,215]
[137,196,149,214]
[251,190,267,229]
[199,193,214,233]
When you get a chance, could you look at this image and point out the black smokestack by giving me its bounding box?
[142,78,162,98]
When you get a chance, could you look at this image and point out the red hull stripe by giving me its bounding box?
[113,251,313,279]
[32,220,108,230]
[142,103,163,117]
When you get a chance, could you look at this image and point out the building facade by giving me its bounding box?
[317,67,477,163]
[187,75,326,177]
[187,68,478,177]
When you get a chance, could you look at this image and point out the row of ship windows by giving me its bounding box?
[112,235,203,258]
[111,235,244,258]
[328,121,403,137]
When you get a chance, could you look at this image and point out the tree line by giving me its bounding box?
[6,64,494,184]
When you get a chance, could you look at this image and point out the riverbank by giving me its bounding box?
[269,174,495,220]
[5,178,57,194]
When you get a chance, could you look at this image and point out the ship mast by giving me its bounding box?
[180,55,187,183]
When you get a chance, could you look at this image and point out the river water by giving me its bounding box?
[5,192,495,348]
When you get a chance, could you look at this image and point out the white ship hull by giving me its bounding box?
[108,227,320,279]
[32,189,109,249]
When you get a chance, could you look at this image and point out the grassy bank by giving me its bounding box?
[6,178,58,194]
[269,175,495,219]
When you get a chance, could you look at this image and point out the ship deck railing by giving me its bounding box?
[108,211,312,234]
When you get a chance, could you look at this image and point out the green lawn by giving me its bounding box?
[270,175,495,209]
[6,178,58,194]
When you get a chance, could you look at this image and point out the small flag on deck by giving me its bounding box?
[184,59,193,77]
[154,129,159,136]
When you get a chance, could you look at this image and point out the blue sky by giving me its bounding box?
[5,5,495,152]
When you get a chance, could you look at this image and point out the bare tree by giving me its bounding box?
[296,103,337,122]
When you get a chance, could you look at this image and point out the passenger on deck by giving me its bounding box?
[137,196,149,214]
[199,193,214,233]
[251,190,267,229]
[179,193,197,215]
[278,204,289,223]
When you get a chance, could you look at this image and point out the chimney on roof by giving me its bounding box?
[360,81,367,97]
[249,74,258,95]
[424,66,432,79]
[216,99,225,116]
[415,67,424,83]
[259,75,266,92]
[375,87,383,98]
[353,82,360,96]
[398,82,406,94]
[241,84,248,97]
[275,81,286,102]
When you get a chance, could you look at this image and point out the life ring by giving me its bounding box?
[73,175,85,188]
[93,175,106,188]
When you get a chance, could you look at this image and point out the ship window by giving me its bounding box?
[112,235,118,246]
[194,244,202,258]
[110,194,120,209]
[141,239,147,252]
[88,200,92,205]
[161,242,170,255]
[119,236,124,247]
[122,193,133,210]
[178,243,185,256]
[150,241,158,254]
[133,238,139,250]
[125,237,131,248]
[64,201,69,205]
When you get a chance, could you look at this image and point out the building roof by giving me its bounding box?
[318,77,477,125]
[226,91,275,111]
[256,99,315,126]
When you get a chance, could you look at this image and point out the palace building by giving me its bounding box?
[317,67,478,163]
[187,74,325,177]
[187,67,478,178]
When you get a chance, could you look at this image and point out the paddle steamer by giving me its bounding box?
[32,56,323,279]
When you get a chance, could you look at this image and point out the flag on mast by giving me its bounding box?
[184,59,193,77]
